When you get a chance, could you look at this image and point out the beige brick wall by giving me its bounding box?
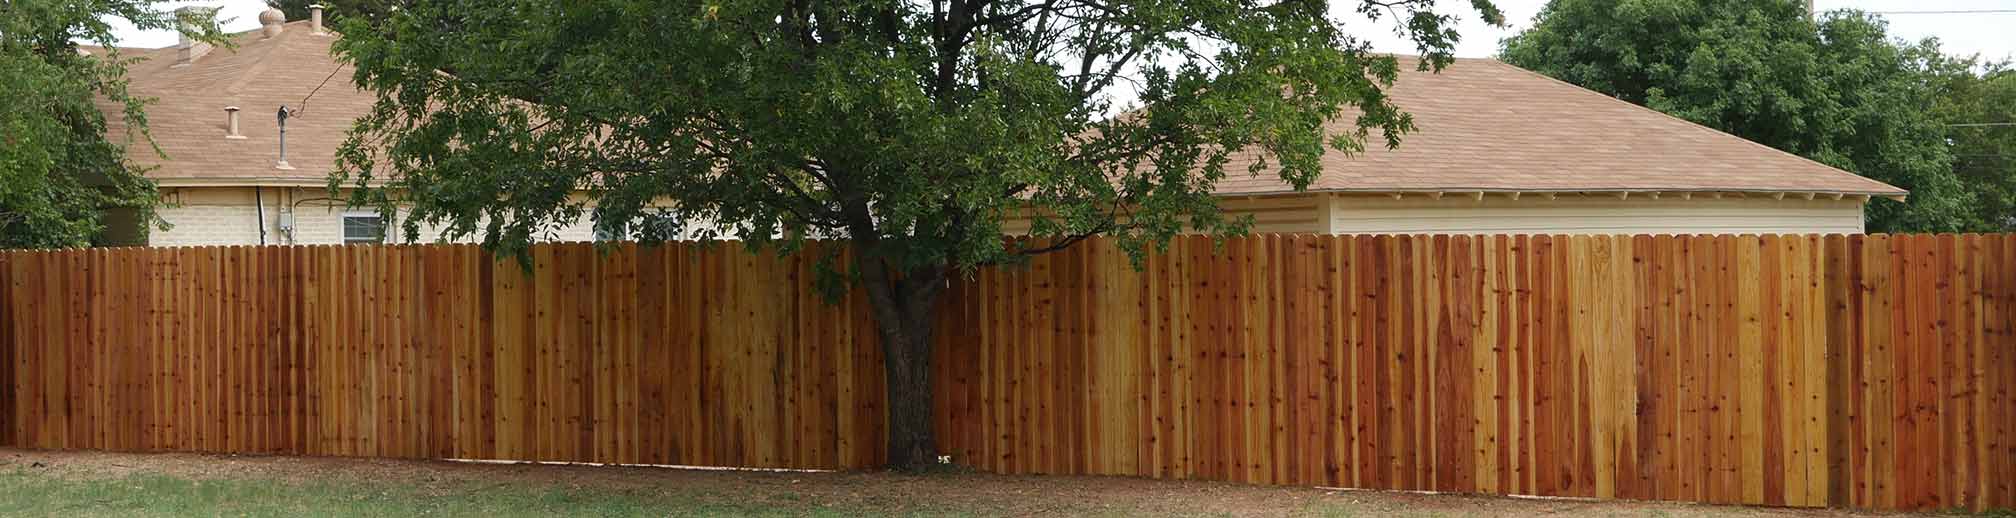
[152,187,618,247]
[151,203,269,246]
[1325,192,1869,235]
[1001,191,1872,237]
[158,187,1870,247]
[1000,195,1327,235]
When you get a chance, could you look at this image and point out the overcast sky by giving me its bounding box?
[1338,0,2016,63]
[116,0,2016,62]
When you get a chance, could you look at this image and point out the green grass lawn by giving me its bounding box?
[0,470,888,518]
[0,449,1950,517]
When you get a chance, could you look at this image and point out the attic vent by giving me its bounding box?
[311,4,327,35]
[259,6,286,39]
[224,106,246,139]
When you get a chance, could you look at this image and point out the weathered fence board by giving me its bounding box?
[928,234,2012,510]
[2,242,890,469]
[1,234,2011,510]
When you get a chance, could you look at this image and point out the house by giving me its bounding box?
[108,8,1904,247]
[1020,56,1907,235]
[99,6,624,247]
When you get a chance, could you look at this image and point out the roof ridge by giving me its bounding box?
[123,19,323,52]
[1477,59,1905,194]
[220,30,298,95]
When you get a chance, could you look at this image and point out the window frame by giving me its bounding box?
[593,210,684,242]
[341,210,385,245]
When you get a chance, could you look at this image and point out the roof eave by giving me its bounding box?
[158,178,339,188]
[1219,188,1906,202]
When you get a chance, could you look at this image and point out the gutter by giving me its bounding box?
[155,178,333,188]
[1220,188,1906,203]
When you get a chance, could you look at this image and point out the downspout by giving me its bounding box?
[255,185,268,245]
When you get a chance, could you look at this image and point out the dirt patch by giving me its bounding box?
[0,448,1932,517]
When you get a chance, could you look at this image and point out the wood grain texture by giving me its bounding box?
[0,234,2010,511]
[933,234,2012,511]
[0,243,885,469]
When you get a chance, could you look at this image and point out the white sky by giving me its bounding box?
[108,0,270,48]
[117,0,2016,62]
[1341,0,2016,63]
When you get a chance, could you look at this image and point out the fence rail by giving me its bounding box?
[2,234,2011,510]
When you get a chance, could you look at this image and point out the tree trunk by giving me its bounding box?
[878,314,937,470]
[859,259,946,471]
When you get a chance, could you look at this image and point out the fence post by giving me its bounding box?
[0,250,14,448]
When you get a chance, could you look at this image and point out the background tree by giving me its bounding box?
[0,2,218,248]
[331,0,1500,468]
[272,0,402,25]
[1930,59,2016,229]
[1500,0,1980,232]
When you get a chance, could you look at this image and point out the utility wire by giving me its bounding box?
[291,64,344,117]
[1950,122,2016,127]
[1868,9,2016,15]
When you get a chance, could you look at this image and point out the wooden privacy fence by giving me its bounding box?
[1,234,2012,511]
[1,242,891,470]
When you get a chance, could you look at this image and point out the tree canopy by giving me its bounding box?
[1931,60,2016,230]
[0,2,216,248]
[1500,0,1981,232]
[331,0,1498,467]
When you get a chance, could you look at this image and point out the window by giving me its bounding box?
[342,211,384,244]
[593,210,683,242]
[592,218,622,242]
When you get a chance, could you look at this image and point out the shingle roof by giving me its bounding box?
[112,29,1902,196]
[107,21,370,186]
[1212,57,1906,197]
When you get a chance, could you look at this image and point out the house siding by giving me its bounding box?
[153,187,1872,247]
[151,186,607,246]
[1325,193,1868,235]
[1004,192,1867,237]
[1000,195,1330,235]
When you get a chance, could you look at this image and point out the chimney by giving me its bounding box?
[224,106,246,139]
[311,4,327,35]
[259,6,287,39]
[172,6,217,67]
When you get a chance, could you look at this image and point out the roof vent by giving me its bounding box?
[173,6,218,67]
[224,106,247,139]
[275,106,296,170]
[259,6,286,39]
[311,4,327,35]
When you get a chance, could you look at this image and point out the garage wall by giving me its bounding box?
[1005,192,1869,237]
[1326,193,1869,235]
[1000,195,1330,235]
